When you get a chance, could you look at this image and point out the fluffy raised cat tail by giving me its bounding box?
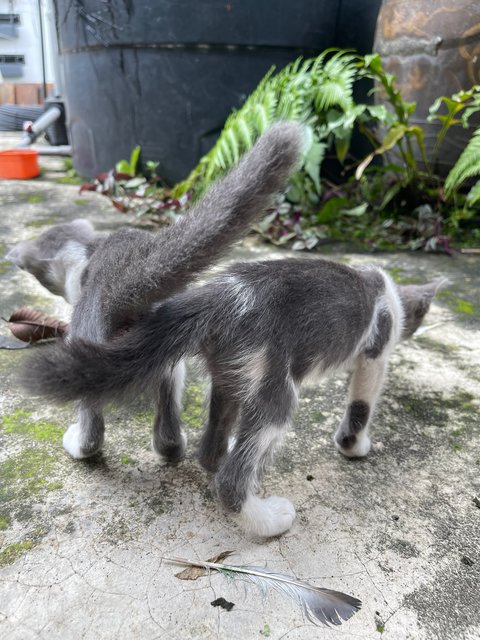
[21,289,208,405]
[142,121,304,301]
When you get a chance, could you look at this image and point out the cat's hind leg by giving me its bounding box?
[63,402,105,458]
[214,372,298,537]
[151,361,187,464]
[198,378,240,473]
[62,310,107,458]
[334,352,389,458]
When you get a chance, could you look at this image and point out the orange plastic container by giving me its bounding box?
[0,149,39,179]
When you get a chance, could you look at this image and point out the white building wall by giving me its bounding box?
[0,0,55,84]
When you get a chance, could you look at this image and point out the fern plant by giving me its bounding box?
[444,128,480,199]
[427,86,480,205]
[104,49,480,250]
[172,50,360,200]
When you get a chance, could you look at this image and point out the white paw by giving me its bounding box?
[63,422,88,459]
[334,431,371,458]
[152,430,187,465]
[238,494,296,537]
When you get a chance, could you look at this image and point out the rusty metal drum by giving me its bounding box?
[374,0,480,174]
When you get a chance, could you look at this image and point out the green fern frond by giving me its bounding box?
[314,80,352,112]
[445,127,480,198]
[176,49,362,198]
[313,52,357,113]
[236,118,254,149]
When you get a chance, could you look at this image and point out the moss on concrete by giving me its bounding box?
[0,447,57,500]
[387,266,423,285]
[0,240,12,276]
[54,175,84,186]
[438,290,477,317]
[25,214,60,229]
[415,335,459,356]
[387,383,478,459]
[455,299,474,315]
[180,382,206,429]
[2,409,64,442]
[389,384,478,433]
[22,293,59,309]
[0,259,11,277]
[26,195,44,204]
[0,407,67,510]
[0,513,10,530]
[102,515,138,543]
[133,409,155,425]
[0,540,34,567]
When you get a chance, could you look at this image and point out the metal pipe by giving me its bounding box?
[37,0,48,101]
[17,106,61,147]
[33,145,72,156]
[45,0,63,97]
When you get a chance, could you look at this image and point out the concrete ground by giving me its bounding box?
[0,133,479,640]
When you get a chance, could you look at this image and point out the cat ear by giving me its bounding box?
[6,240,53,268]
[71,219,95,236]
[5,242,27,268]
[429,277,450,295]
[397,278,447,339]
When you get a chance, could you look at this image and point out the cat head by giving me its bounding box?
[6,219,96,302]
[397,278,447,338]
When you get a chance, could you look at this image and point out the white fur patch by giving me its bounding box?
[238,494,296,537]
[354,266,404,360]
[172,360,186,409]
[240,346,270,396]
[378,269,404,346]
[334,430,372,458]
[227,435,237,452]
[48,240,89,304]
[221,346,270,399]
[219,274,256,316]
[63,421,91,459]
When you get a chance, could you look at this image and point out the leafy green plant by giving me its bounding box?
[427,86,480,232]
[101,50,480,251]
[173,50,361,201]
[445,129,480,199]
[115,145,141,177]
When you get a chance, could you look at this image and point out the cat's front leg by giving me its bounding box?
[151,361,187,464]
[63,402,105,458]
[334,353,389,458]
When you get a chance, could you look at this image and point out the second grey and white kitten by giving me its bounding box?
[21,256,442,537]
[7,122,302,462]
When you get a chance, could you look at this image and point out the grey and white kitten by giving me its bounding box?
[7,122,302,462]
[21,255,442,537]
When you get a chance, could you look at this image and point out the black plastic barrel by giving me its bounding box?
[54,1,381,182]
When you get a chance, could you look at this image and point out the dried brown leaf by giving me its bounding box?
[174,550,235,581]
[6,307,69,343]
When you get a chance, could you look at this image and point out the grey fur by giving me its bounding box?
[10,121,303,460]
[397,280,443,339]
[21,257,441,535]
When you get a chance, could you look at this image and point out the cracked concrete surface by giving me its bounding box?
[0,133,479,639]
